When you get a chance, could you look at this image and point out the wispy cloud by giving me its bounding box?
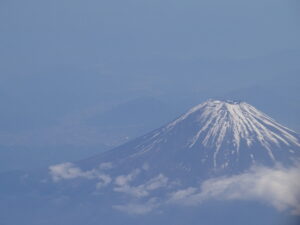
[114,173,169,198]
[114,169,141,186]
[96,174,112,189]
[49,162,112,188]
[113,198,160,215]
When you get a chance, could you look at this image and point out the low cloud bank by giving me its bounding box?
[49,162,300,215]
[170,165,300,215]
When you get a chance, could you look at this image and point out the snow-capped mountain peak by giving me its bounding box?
[81,99,300,176]
[168,100,300,165]
[132,99,300,171]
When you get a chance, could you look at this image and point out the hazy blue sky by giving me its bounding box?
[0,0,300,153]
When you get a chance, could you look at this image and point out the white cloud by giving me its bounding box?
[49,163,90,182]
[114,169,141,186]
[96,174,112,189]
[169,165,300,215]
[49,162,112,188]
[168,187,197,202]
[114,173,169,198]
[144,174,169,191]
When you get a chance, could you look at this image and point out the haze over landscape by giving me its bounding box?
[1,0,300,224]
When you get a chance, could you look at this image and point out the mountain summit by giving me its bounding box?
[82,99,300,179]
[167,99,300,168]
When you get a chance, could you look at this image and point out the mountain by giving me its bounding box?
[80,99,300,179]
[1,99,300,225]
